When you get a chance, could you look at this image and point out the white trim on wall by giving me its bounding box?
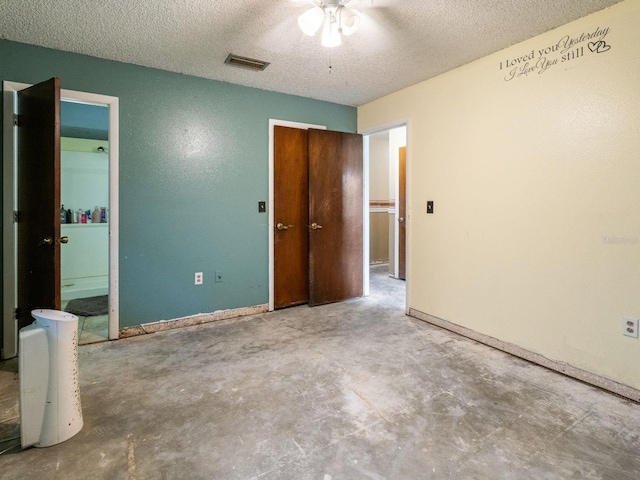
[363,135,370,296]
[2,81,120,357]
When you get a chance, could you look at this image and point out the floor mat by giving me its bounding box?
[65,295,108,317]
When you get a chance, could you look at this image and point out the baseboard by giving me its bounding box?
[409,308,640,403]
[119,304,269,339]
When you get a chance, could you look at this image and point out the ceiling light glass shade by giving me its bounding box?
[321,14,342,48]
[338,7,360,36]
[298,6,324,36]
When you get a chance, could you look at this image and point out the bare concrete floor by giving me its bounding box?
[1,265,639,479]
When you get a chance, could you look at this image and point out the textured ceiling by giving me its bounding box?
[0,0,623,106]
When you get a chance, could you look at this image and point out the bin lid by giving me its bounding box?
[31,309,78,322]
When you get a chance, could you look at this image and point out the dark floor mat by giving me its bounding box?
[65,295,108,317]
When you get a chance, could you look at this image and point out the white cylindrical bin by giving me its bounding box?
[19,309,83,448]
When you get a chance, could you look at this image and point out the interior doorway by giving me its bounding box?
[2,80,119,358]
[60,100,110,344]
[364,125,408,308]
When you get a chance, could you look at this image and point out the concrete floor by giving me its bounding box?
[1,265,639,479]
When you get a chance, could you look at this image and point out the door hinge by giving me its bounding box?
[13,211,19,223]
[13,114,18,126]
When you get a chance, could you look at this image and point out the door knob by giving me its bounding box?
[276,223,290,231]
[42,236,69,246]
[310,223,323,230]
[398,217,405,223]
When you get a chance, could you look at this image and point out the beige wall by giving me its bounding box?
[369,135,390,263]
[369,136,389,200]
[370,212,389,264]
[358,0,640,390]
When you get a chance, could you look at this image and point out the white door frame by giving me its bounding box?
[359,118,411,314]
[2,81,120,358]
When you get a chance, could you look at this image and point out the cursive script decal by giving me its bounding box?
[499,26,611,82]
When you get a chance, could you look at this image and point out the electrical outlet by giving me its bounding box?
[622,317,638,338]
[215,271,223,283]
[194,272,203,285]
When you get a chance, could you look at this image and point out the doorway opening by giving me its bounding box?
[2,81,119,358]
[60,100,110,345]
[364,124,408,311]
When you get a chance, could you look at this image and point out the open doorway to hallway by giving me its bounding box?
[369,262,406,310]
[365,125,407,309]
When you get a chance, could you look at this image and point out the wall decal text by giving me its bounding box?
[499,26,611,82]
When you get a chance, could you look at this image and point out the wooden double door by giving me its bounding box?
[274,126,363,309]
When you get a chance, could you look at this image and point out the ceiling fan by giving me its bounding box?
[296,0,366,47]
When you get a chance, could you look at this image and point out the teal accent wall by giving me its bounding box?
[61,101,109,140]
[0,40,357,329]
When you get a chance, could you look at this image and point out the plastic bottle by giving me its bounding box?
[100,207,107,223]
[92,206,100,223]
[60,205,66,224]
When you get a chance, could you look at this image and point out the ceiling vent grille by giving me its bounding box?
[224,54,270,71]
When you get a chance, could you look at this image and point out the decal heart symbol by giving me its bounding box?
[597,42,611,53]
[588,40,611,53]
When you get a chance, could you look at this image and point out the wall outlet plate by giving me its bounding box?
[194,272,203,285]
[622,317,638,338]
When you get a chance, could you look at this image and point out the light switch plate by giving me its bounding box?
[427,201,434,214]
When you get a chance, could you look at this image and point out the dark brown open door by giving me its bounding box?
[398,146,406,280]
[274,126,309,308]
[308,129,363,306]
[16,78,62,330]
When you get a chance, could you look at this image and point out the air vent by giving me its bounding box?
[224,54,270,71]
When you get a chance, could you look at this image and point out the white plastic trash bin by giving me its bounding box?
[19,309,83,448]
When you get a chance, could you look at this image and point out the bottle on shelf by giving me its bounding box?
[92,206,101,223]
[60,205,66,224]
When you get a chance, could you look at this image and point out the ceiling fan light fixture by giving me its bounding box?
[338,7,360,36]
[298,6,325,36]
[321,16,342,48]
[298,1,360,48]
